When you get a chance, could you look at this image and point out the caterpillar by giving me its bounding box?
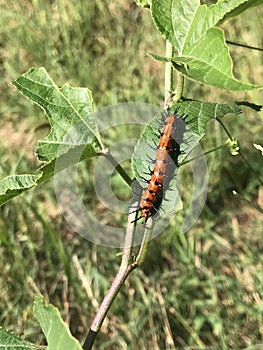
[137,109,185,222]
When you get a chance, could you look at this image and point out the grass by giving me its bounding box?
[0,1,263,349]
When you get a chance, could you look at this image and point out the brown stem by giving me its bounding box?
[83,181,141,350]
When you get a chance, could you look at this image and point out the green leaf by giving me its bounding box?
[0,327,44,350]
[37,146,100,184]
[0,174,41,206]
[13,67,102,163]
[0,145,100,206]
[219,0,263,23]
[152,0,254,52]
[132,100,241,217]
[174,100,242,136]
[172,29,262,91]
[132,100,241,183]
[151,0,263,90]
[0,68,103,207]
[34,296,82,350]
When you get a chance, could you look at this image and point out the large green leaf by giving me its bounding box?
[132,100,242,218]
[0,327,44,350]
[13,67,102,163]
[34,296,82,350]
[171,28,261,90]
[151,0,263,90]
[0,68,102,206]
[152,0,253,52]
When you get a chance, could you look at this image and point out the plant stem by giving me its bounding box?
[83,263,135,350]
[239,151,263,186]
[215,117,232,140]
[174,72,184,103]
[226,40,263,52]
[179,144,227,166]
[164,40,184,105]
[102,150,133,187]
[164,40,174,106]
[84,40,180,350]
[216,117,263,186]
[134,219,154,265]
[233,190,263,214]
[83,182,140,350]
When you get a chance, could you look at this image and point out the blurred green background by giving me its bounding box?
[0,1,263,349]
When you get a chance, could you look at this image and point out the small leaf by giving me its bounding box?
[132,100,241,184]
[34,296,82,350]
[0,174,41,206]
[0,327,44,350]
[13,67,102,163]
[150,30,263,91]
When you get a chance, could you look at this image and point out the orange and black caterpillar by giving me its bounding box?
[137,109,185,221]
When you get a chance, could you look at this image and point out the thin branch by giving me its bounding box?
[83,181,140,350]
[134,219,154,266]
[174,73,184,103]
[226,40,263,52]
[238,151,263,186]
[233,190,263,214]
[102,150,133,187]
[216,117,263,186]
[179,144,227,166]
[215,117,232,140]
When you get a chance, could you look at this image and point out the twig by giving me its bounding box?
[216,117,263,186]
[102,150,133,187]
[83,181,141,350]
[238,151,263,186]
[179,144,227,166]
[134,219,154,265]
[233,190,263,214]
[226,40,263,52]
